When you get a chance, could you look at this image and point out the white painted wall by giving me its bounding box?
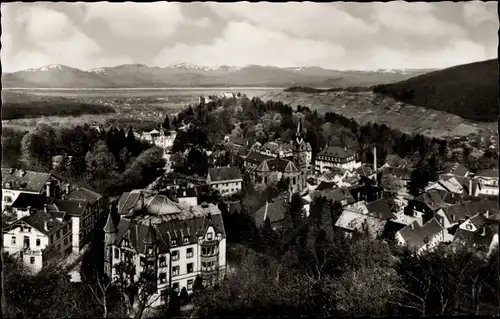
[209,180,242,196]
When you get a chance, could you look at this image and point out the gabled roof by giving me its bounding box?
[398,217,443,251]
[476,169,499,179]
[257,158,298,173]
[53,199,88,217]
[66,187,102,204]
[208,167,242,182]
[335,209,387,236]
[244,151,273,165]
[5,210,65,236]
[317,146,354,159]
[254,194,289,228]
[442,163,470,177]
[312,187,356,205]
[366,198,394,220]
[316,181,336,191]
[1,168,53,193]
[10,193,48,209]
[114,202,225,254]
[453,224,498,250]
[440,204,470,223]
[415,190,448,211]
[468,213,487,229]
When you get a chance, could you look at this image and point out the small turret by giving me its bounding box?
[143,221,159,246]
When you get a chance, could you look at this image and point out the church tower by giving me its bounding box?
[104,202,119,279]
[292,119,308,192]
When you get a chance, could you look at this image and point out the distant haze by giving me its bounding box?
[1,2,497,72]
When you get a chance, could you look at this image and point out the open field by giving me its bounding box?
[258,90,497,140]
[2,88,281,131]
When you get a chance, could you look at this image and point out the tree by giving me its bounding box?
[381,173,403,195]
[192,275,204,294]
[162,114,170,130]
[258,217,279,254]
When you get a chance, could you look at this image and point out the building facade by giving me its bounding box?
[315,146,361,174]
[104,190,227,307]
[207,167,243,196]
[474,169,499,196]
[3,208,73,273]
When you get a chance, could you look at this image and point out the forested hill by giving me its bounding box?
[372,59,498,122]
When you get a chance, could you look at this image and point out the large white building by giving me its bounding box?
[3,207,73,273]
[139,129,177,151]
[315,146,361,174]
[104,190,227,307]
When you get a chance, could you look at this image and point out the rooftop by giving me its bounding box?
[257,158,298,173]
[398,217,443,251]
[5,210,65,236]
[208,167,243,182]
[254,194,289,228]
[2,168,54,193]
[10,193,48,210]
[317,146,354,159]
[476,169,499,179]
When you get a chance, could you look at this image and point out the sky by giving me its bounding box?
[1,1,498,72]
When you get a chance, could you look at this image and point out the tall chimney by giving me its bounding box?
[264,201,269,221]
[46,182,51,198]
[373,146,377,173]
[469,179,473,196]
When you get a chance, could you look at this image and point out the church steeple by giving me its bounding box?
[296,119,304,145]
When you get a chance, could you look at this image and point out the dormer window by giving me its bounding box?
[207,233,213,240]
[171,239,177,246]
[159,256,166,267]
[183,236,190,244]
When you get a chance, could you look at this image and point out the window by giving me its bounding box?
[159,256,166,267]
[56,231,61,240]
[183,236,190,244]
[466,223,472,230]
[26,227,31,233]
[36,239,41,246]
[172,266,179,276]
[171,239,177,246]
[3,196,12,203]
[11,236,16,245]
[30,257,35,264]
[159,273,167,283]
[171,250,179,261]
[207,233,213,240]
[114,248,120,258]
[450,214,455,222]
[57,244,61,251]
[187,279,194,290]
[187,263,193,273]
[186,248,193,258]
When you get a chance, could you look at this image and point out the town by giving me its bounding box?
[2,91,499,317]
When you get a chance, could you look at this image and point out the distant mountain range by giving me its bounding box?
[2,63,436,88]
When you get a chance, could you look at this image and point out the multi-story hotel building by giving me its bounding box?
[104,190,226,307]
[315,145,362,174]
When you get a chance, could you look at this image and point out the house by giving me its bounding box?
[207,167,243,197]
[139,129,177,150]
[105,190,226,307]
[425,176,468,195]
[459,213,488,233]
[2,168,62,210]
[404,190,449,225]
[254,195,290,231]
[312,187,356,207]
[8,193,49,221]
[473,169,499,196]
[252,158,304,193]
[334,209,387,239]
[334,198,394,239]
[3,208,73,273]
[50,184,103,253]
[315,145,361,174]
[350,184,384,203]
[395,218,445,254]
[452,223,499,256]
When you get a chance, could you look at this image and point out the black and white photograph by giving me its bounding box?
[1,1,499,318]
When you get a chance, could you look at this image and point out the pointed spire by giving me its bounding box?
[104,211,118,233]
[144,220,159,246]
